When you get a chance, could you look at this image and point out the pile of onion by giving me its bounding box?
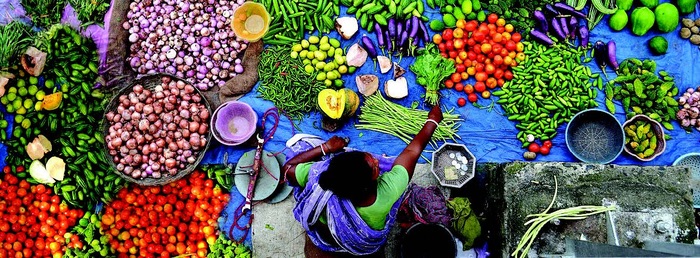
[124,0,248,90]
[105,76,210,179]
[677,86,700,131]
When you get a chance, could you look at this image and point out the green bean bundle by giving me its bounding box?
[356,94,461,147]
[257,46,326,120]
[255,0,340,45]
[493,41,599,147]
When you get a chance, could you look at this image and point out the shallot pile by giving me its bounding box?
[676,86,700,131]
[105,76,210,179]
[124,0,248,90]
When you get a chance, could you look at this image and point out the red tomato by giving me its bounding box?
[505,41,517,51]
[450,73,462,83]
[496,27,505,33]
[492,44,502,54]
[487,24,496,32]
[474,82,486,92]
[493,68,504,79]
[499,48,509,57]
[464,84,474,94]
[465,20,478,31]
[454,39,465,50]
[528,143,541,153]
[540,146,551,155]
[446,40,455,50]
[497,78,505,86]
[438,43,446,52]
[467,51,477,60]
[457,98,467,107]
[440,53,448,58]
[480,43,492,54]
[466,38,476,46]
[543,140,553,148]
[472,32,485,42]
[475,63,485,72]
[468,93,478,103]
[448,50,458,59]
[454,83,464,92]
[504,70,513,80]
[486,77,498,88]
[476,54,486,63]
[512,32,522,42]
[458,51,468,61]
[488,13,499,24]
[485,64,496,74]
[442,29,454,41]
[478,24,489,34]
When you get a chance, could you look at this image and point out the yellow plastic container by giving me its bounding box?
[231,2,270,42]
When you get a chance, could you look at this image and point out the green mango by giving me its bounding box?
[617,0,634,10]
[677,0,698,14]
[648,36,668,55]
[609,10,629,31]
[639,0,659,8]
[654,3,679,33]
[630,7,655,36]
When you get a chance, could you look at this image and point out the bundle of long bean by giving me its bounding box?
[356,94,461,147]
[255,0,340,45]
[511,176,616,258]
[0,21,33,70]
[257,46,326,120]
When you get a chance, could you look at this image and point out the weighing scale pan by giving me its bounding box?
[234,150,281,201]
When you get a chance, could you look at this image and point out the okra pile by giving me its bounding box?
[257,0,340,45]
[4,25,123,210]
[342,0,429,31]
[604,58,680,130]
[494,41,598,146]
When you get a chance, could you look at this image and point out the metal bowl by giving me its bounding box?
[102,74,212,186]
[565,109,625,164]
[431,143,476,188]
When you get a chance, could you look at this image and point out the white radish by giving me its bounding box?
[378,56,391,74]
[346,43,368,67]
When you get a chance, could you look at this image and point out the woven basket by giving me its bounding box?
[102,73,212,186]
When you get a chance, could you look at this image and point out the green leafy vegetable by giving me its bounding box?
[21,0,67,29]
[208,234,252,258]
[410,44,455,106]
[68,0,111,27]
[0,21,33,71]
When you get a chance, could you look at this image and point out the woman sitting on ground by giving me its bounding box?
[283,105,444,257]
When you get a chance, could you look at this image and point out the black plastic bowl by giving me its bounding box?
[401,223,456,258]
[565,109,625,164]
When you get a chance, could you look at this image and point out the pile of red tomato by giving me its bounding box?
[0,166,84,258]
[100,170,228,257]
[432,13,526,106]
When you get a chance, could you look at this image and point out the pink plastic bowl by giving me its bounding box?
[211,101,258,145]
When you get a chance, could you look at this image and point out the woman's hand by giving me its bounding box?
[323,136,348,153]
[428,104,443,123]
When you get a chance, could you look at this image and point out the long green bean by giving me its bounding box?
[257,46,325,120]
[356,94,461,148]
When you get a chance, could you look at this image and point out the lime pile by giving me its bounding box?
[0,73,51,129]
[290,35,355,88]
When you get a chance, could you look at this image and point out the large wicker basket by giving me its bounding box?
[102,73,212,186]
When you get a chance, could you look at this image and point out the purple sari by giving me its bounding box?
[285,141,403,255]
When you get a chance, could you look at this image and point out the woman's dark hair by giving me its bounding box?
[318,151,377,201]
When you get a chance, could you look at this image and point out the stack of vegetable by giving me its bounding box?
[341,0,428,31]
[676,86,700,131]
[493,41,598,148]
[207,234,252,258]
[410,44,456,106]
[434,14,525,104]
[0,21,33,75]
[483,0,556,33]
[63,211,110,257]
[529,3,590,47]
[291,35,354,87]
[258,46,326,120]
[585,0,617,30]
[356,93,462,146]
[257,0,340,45]
[4,25,120,210]
[609,1,686,37]
[680,18,700,46]
[124,0,248,90]
[604,58,679,130]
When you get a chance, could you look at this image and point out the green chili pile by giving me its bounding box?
[604,58,679,130]
[356,94,461,147]
[0,21,33,70]
[493,41,598,147]
[255,0,340,45]
[257,46,326,120]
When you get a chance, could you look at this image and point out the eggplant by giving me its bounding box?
[559,17,570,39]
[607,40,619,70]
[418,19,430,43]
[409,16,420,39]
[385,29,392,53]
[578,25,589,47]
[530,30,554,46]
[398,30,408,51]
[568,17,578,38]
[533,10,548,33]
[550,18,566,40]
[375,23,386,52]
[553,3,587,19]
[361,34,378,58]
[544,4,560,16]
[388,18,396,51]
[593,40,608,69]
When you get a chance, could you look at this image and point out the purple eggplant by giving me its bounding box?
[553,3,587,19]
[385,29,392,53]
[388,18,396,51]
[607,40,619,70]
[418,19,430,43]
[533,10,548,33]
[375,23,386,53]
[361,34,378,58]
[530,30,554,46]
[544,4,560,16]
[409,16,420,39]
[550,18,566,40]
[568,17,578,38]
[399,30,408,51]
[559,17,570,39]
[578,25,589,47]
[593,41,608,69]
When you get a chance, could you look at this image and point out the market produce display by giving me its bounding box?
[0,167,85,258]
[124,0,249,90]
[0,22,33,75]
[341,0,429,31]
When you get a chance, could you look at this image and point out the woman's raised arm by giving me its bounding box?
[393,105,443,180]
